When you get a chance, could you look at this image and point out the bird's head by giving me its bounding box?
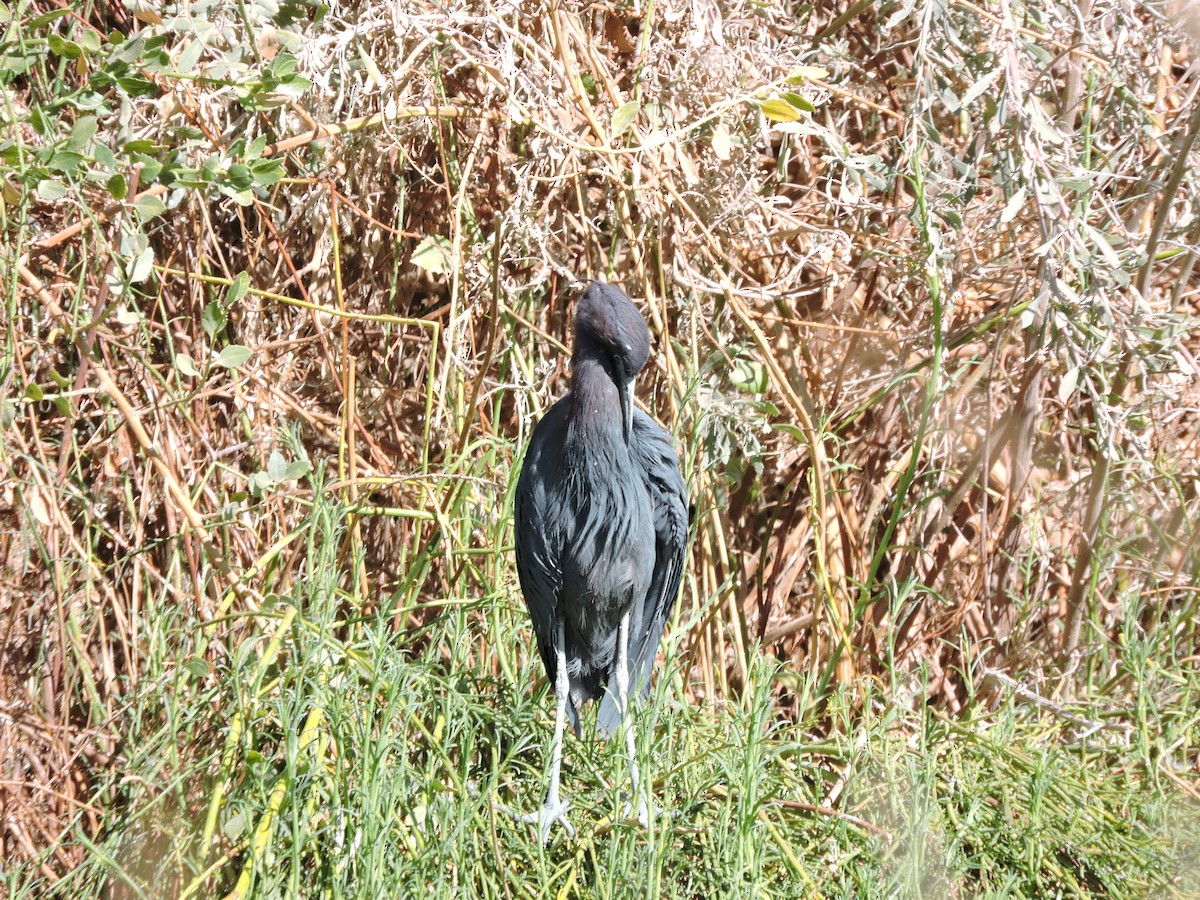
[573,281,651,379]
[572,281,652,444]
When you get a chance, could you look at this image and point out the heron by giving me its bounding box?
[513,280,688,844]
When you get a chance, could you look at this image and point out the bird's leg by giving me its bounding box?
[518,621,574,844]
[617,609,649,826]
[542,626,572,833]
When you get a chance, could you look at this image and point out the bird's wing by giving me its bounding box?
[628,411,689,693]
[597,410,688,741]
[513,399,582,735]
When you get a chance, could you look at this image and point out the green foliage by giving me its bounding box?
[8,490,1193,896]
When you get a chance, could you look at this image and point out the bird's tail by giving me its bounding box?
[595,677,650,740]
[595,692,622,740]
[566,697,582,738]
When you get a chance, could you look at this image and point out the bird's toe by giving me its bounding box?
[518,796,573,845]
[543,798,574,844]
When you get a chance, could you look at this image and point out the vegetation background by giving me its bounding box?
[2,0,1199,895]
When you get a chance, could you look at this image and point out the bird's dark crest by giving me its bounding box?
[572,281,652,379]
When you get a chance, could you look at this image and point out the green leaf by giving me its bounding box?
[176,39,203,74]
[280,72,310,95]
[128,245,154,283]
[175,354,200,378]
[247,470,272,496]
[183,656,210,677]
[29,106,51,136]
[166,168,207,189]
[226,188,254,206]
[782,92,814,112]
[611,101,640,137]
[0,53,33,77]
[961,67,1002,108]
[284,459,310,481]
[133,193,166,220]
[223,812,246,841]
[78,29,102,53]
[214,345,252,369]
[25,382,44,401]
[73,91,108,112]
[773,423,806,441]
[201,300,227,339]
[47,150,85,174]
[759,99,801,123]
[115,74,158,96]
[269,53,298,78]
[580,72,598,101]
[47,34,83,60]
[1057,177,1093,193]
[120,228,148,257]
[250,159,282,187]
[786,65,828,83]
[267,450,288,483]
[730,359,768,393]
[28,8,73,27]
[36,179,68,201]
[129,154,162,181]
[246,134,268,160]
[226,271,250,306]
[1084,223,1123,270]
[106,172,127,199]
[410,234,455,275]
[226,163,252,188]
[67,115,98,150]
[935,207,963,228]
[94,143,117,169]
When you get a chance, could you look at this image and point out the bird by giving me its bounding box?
[512,280,689,844]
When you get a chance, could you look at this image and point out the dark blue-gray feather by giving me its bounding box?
[514,281,687,741]
[595,409,689,737]
[515,393,655,736]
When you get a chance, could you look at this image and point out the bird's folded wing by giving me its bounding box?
[629,411,689,694]
[596,411,689,738]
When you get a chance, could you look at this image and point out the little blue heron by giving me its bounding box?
[513,280,688,843]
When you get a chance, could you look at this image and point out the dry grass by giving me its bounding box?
[2,0,1199,893]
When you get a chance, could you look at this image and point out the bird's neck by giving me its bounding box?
[568,357,625,446]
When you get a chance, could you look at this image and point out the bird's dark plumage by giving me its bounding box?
[514,281,688,740]
[600,411,688,734]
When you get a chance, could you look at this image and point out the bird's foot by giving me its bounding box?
[510,795,573,845]
[525,796,573,845]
